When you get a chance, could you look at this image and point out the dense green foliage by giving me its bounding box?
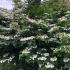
[0,0,70,70]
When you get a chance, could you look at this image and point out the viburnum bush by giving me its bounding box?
[0,0,70,70]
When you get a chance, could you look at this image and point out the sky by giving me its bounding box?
[0,0,45,10]
[0,0,14,10]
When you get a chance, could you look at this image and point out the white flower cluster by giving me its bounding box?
[58,16,67,22]
[66,11,70,14]
[30,55,37,60]
[0,35,11,40]
[30,52,49,61]
[39,64,42,68]
[0,56,14,63]
[10,22,20,31]
[38,57,47,61]
[45,62,54,68]
[48,26,59,33]
[41,0,49,3]
[22,49,30,54]
[63,58,70,62]
[43,53,49,57]
[62,27,70,31]
[50,57,57,62]
[1,27,11,31]
[20,36,34,41]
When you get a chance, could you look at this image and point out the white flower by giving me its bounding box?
[39,64,42,68]
[22,49,30,54]
[44,53,49,57]
[58,16,67,21]
[41,48,46,51]
[41,0,49,3]
[33,55,37,58]
[20,36,34,41]
[0,60,3,63]
[45,62,54,68]
[36,52,40,54]
[50,57,57,61]
[14,63,16,65]
[41,35,48,39]
[3,60,5,63]
[38,19,43,24]
[63,58,70,62]
[38,57,47,61]
[0,60,6,63]
[10,22,19,30]
[65,14,69,17]
[48,26,59,33]
[66,11,70,14]
[30,55,37,60]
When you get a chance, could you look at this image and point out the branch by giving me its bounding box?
[0,34,48,41]
[26,16,48,28]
